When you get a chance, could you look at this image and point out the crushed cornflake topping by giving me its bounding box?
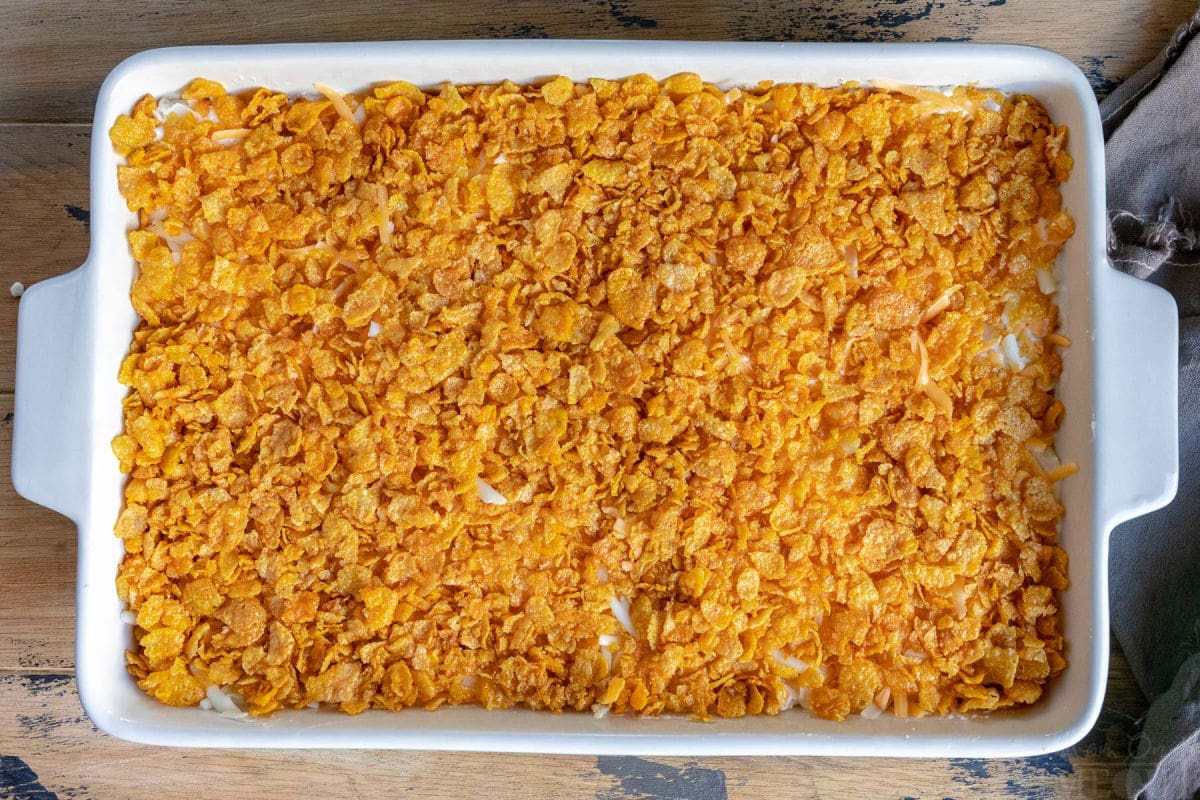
[111,74,1073,720]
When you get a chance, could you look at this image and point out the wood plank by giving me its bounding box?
[0,0,1194,123]
[0,125,91,394]
[0,394,77,672]
[0,645,1145,799]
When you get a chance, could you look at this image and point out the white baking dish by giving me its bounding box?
[12,41,1178,756]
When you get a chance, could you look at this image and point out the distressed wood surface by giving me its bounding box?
[0,125,91,395]
[0,0,1181,797]
[0,645,1151,800]
[0,0,1196,122]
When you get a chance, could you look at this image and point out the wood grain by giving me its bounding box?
[0,0,1196,122]
[0,394,78,672]
[0,125,91,394]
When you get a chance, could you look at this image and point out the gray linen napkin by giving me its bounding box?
[1103,8,1200,799]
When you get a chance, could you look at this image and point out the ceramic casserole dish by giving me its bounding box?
[11,41,1179,755]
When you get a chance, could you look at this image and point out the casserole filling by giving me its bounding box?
[109,74,1073,719]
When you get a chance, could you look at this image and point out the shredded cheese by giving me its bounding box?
[951,578,968,620]
[871,80,976,115]
[475,478,508,505]
[921,284,962,323]
[205,686,248,719]
[923,380,955,416]
[376,184,391,248]
[1002,333,1027,371]
[843,243,859,280]
[860,702,884,719]
[915,334,931,386]
[1036,268,1058,294]
[609,596,635,636]
[1045,462,1079,483]
[211,128,251,140]
[772,649,810,676]
[314,82,358,126]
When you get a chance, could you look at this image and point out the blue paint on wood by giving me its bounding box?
[479,21,551,38]
[605,1,658,29]
[1021,752,1074,776]
[949,758,991,781]
[948,751,1073,797]
[731,0,1018,44]
[595,757,728,800]
[866,0,936,29]
[1081,55,1120,96]
[63,205,89,230]
[1004,778,1052,800]
[17,675,73,697]
[0,756,60,800]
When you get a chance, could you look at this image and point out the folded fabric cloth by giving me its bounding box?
[1102,8,1200,799]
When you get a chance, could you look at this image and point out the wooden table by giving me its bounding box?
[1,1,1190,797]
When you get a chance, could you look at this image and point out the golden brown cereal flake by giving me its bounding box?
[112,74,1073,720]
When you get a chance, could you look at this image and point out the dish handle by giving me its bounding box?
[1095,269,1179,531]
[12,264,91,522]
